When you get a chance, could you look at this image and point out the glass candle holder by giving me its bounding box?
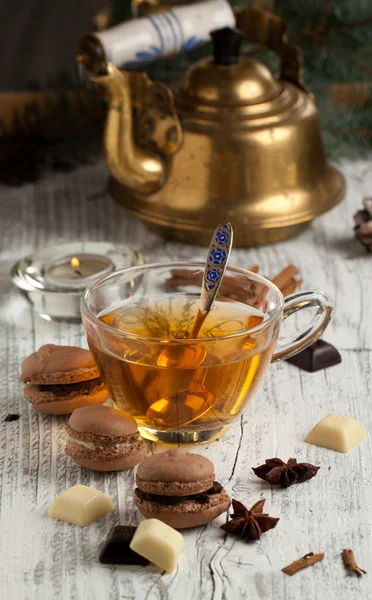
[11,241,143,322]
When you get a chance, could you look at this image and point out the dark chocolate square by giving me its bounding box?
[286,340,341,372]
[99,526,149,566]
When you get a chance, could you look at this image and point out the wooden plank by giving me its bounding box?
[0,159,371,599]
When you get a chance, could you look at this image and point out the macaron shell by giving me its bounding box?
[24,386,109,415]
[136,474,215,497]
[22,366,100,386]
[67,405,138,437]
[21,344,98,384]
[133,491,231,529]
[66,439,148,471]
[136,448,215,485]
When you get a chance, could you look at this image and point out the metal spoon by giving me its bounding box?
[189,221,234,339]
[147,223,233,428]
[156,222,233,368]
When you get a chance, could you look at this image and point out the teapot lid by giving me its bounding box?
[176,27,282,110]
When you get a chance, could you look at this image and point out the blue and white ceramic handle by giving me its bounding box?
[95,0,234,68]
[200,222,233,313]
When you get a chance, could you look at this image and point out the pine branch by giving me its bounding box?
[342,16,372,28]
[301,33,372,77]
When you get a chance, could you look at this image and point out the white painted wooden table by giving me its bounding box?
[1,159,372,600]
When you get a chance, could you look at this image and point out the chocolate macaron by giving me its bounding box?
[21,344,109,415]
[134,448,231,529]
[65,405,148,471]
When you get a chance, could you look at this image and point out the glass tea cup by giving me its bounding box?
[81,262,333,444]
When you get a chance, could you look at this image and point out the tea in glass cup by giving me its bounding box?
[82,262,333,444]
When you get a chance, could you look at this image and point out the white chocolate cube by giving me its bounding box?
[48,485,114,526]
[130,519,184,573]
[306,414,366,453]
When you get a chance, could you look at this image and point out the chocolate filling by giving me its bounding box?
[37,378,103,396]
[135,481,223,506]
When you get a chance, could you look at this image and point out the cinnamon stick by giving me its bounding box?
[248,264,259,273]
[166,269,259,301]
[167,265,259,286]
[165,264,302,303]
[167,268,202,283]
[280,279,304,298]
[272,265,299,290]
[252,285,267,308]
[282,552,324,576]
[253,265,302,308]
[342,549,367,577]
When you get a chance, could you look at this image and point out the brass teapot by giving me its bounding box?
[80,8,345,246]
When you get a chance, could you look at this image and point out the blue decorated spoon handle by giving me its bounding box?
[188,222,233,339]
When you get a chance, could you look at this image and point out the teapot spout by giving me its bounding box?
[93,64,165,195]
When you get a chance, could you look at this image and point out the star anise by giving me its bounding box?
[221,499,279,541]
[252,458,320,488]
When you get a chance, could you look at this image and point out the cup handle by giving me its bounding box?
[271,291,334,363]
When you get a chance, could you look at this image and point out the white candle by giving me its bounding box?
[46,253,114,290]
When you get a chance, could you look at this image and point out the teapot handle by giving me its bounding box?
[235,7,309,93]
[128,71,183,157]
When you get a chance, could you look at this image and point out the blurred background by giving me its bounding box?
[1,0,371,184]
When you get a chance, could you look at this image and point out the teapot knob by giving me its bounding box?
[210,27,243,66]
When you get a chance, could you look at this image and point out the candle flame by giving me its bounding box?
[71,257,80,268]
